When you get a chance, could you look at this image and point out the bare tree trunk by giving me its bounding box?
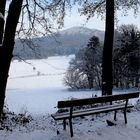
[102,0,114,96]
[0,0,23,116]
[87,73,93,89]
[0,0,6,44]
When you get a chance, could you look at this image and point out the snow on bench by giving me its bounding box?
[51,91,140,137]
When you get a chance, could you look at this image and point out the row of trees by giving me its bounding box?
[64,24,140,90]
[0,0,139,116]
[113,25,140,88]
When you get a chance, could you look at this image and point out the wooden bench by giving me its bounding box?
[51,91,139,137]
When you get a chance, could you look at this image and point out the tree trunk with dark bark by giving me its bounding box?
[102,0,114,96]
[0,0,6,44]
[87,73,94,89]
[0,0,23,116]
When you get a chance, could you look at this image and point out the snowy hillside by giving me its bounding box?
[61,26,96,35]
[13,27,104,59]
[0,55,140,140]
[61,26,104,39]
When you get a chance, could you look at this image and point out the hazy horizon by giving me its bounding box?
[62,9,140,31]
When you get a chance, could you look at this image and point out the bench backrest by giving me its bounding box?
[57,91,140,108]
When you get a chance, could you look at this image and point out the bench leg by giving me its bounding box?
[114,110,117,121]
[124,110,127,124]
[69,118,73,137]
[63,119,66,130]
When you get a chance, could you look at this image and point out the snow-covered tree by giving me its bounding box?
[64,36,102,89]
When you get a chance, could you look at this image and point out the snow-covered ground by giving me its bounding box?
[6,55,97,114]
[0,55,140,140]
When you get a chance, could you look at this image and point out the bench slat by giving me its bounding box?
[52,92,139,137]
[58,92,139,108]
[52,104,134,120]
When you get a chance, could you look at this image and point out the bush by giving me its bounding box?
[64,69,89,89]
[0,106,33,131]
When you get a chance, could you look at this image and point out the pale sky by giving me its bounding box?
[63,9,140,31]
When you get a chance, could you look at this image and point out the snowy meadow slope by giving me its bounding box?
[6,55,96,114]
[1,55,140,140]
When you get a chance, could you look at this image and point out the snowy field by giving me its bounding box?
[0,55,140,140]
[6,55,98,114]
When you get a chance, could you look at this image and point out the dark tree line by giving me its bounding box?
[64,25,140,90]
[81,0,139,96]
[113,25,140,88]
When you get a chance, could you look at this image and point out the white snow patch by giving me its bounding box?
[0,12,4,20]
[0,55,139,140]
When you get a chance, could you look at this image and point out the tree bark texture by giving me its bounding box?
[0,0,6,44]
[0,0,23,116]
[102,0,114,96]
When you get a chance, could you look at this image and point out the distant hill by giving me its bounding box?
[13,26,104,60]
